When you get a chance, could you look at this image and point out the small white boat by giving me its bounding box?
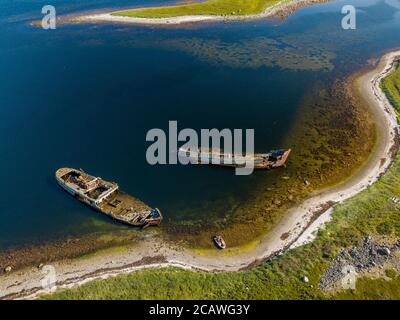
[213,235,226,249]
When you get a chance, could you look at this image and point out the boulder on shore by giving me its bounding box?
[377,247,391,256]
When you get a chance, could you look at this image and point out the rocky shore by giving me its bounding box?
[319,237,400,291]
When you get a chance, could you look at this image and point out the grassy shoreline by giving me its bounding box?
[382,61,400,112]
[111,0,282,19]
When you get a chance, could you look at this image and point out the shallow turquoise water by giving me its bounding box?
[0,0,399,248]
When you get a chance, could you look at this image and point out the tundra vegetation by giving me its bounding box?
[381,62,400,112]
[44,64,400,300]
[112,0,282,18]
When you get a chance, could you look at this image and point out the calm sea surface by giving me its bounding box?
[0,0,399,248]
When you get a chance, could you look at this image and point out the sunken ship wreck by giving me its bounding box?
[178,148,291,169]
[55,168,162,228]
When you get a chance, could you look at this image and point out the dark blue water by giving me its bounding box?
[1,0,399,248]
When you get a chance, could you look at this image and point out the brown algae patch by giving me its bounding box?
[124,36,336,71]
[163,37,336,71]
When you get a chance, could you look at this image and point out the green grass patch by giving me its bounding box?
[381,62,400,114]
[112,0,282,19]
[333,275,400,300]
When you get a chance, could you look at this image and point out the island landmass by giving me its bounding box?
[75,0,331,25]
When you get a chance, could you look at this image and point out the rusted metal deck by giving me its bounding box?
[56,168,162,228]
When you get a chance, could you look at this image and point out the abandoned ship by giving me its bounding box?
[178,148,291,169]
[55,168,162,228]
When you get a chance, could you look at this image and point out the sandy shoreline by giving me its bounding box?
[1,50,399,300]
[75,0,330,26]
